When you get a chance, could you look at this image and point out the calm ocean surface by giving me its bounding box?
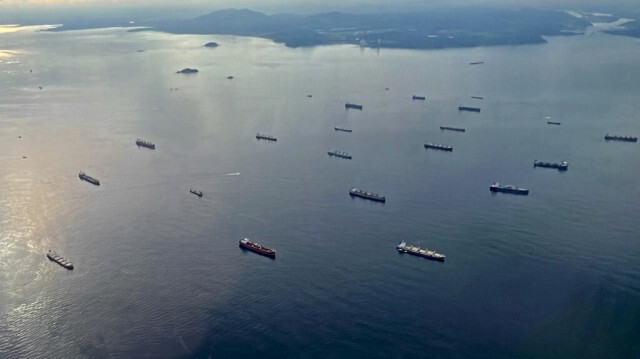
[1,26,639,358]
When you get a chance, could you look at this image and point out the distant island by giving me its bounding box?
[177,68,198,74]
[47,7,640,50]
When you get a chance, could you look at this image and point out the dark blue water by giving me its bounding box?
[0,26,639,358]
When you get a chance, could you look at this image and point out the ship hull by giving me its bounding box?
[349,188,386,202]
[458,106,481,112]
[334,127,352,133]
[345,103,363,110]
[534,161,568,171]
[47,251,74,270]
[79,172,100,186]
[396,242,445,262]
[490,186,529,195]
[424,144,453,151]
[239,239,276,258]
[440,126,466,132]
[605,135,637,142]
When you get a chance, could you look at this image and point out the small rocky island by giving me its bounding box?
[177,68,198,74]
[204,42,219,48]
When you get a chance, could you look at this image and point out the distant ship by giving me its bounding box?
[534,160,568,171]
[345,103,363,110]
[79,171,100,186]
[190,189,203,197]
[440,126,466,132]
[227,76,234,80]
[239,238,276,258]
[177,68,198,74]
[605,134,637,142]
[349,187,386,202]
[334,127,352,133]
[328,149,352,159]
[412,95,426,100]
[396,241,445,262]
[458,106,481,113]
[469,61,484,65]
[136,138,155,149]
[424,143,453,151]
[547,121,561,125]
[490,182,529,195]
[256,133,277,141]
[471,96,484,100]
[47,250,74,270]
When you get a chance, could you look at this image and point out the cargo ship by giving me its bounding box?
[345,103,363,110]
[239,238,276,258]
[334,127,352,133]
[412,95,426,100]
[328,149,352,159]
[349,187,386,202]
[458,106,481,113]
[605,134,637,142]
[47,250,74,270]
[256,133,277,141]
[190,189,203,197]
[490,182,529,195]
[136,138,156,149]
[534,160,568,171]
[424,143,453,151]
[547,121,561,125]
[79,171,100,186]
[440,126,466,132]
[396,241,445,262]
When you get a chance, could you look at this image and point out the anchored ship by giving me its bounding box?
[190,189,203,197]
[412,95,426,100]
[396,241,445,262]
[256,133,277,141]
[349,187,386,202]
[534,160,568,171]
[440,126,466,132]
[605,134,637,142]
[79,171,100,186]
[547,121,561,125]
[424,143,453,151]
[47,250,74,270]
[490,182,529,195]
[458,106,481,113]
[136,138,156,149]
[334,127,352,133]
[239,238,276,258]
[328,149,352,159]
[345,103,363,110]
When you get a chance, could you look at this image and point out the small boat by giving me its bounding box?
[328,149,352,159]
[604,134,637,142]
[349,187,385,202]
[190,189,203,197]
[334,127,352,133]
[396,241,445,262]
[547,121,561,125]
[239,238,276,258]
[440,126,466,132]
[47,250,74,270]
[458,106,481,113]
[79,171,100,186]
[490,182,529,195]
[412,95,426,100]
[136,138,156,149]
[256,133,277,141]
[534,160,568,171]
[345,103,363,110]
[424,143,453,151]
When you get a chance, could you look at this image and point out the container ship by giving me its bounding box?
[412,95,426,100]
[424,143,453,151]
[534,160,568,171]
[256,133,277,141]
[396,241,445,262]
[79,171,100,186]
[190,189,203,197]
[136,139,156,149]
[490,182,529,195]
[47,250,74,270]
[239,238,276,258]
[345,103,363,110]
[458,106,481,113]
[334,127,352,133]
[440,126,466,132]
[605,134,637,142]
[328,149,352,159]
[349,187,386,202]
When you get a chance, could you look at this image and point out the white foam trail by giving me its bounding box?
[225,172,240,176]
